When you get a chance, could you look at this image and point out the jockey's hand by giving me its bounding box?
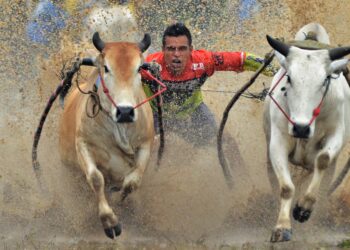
[148,60,161,79]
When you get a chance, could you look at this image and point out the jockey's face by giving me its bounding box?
[163,35,192,76]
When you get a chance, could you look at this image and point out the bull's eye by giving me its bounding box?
[286,75,292,85]
[104,65,109,73]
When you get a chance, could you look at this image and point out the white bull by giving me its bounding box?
[264,23,350,242]
[59,32,154,239]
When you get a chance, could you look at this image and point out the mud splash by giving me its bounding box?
[1,0,350,249]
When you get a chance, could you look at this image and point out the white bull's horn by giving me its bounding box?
[266,35,290,57]
[92,32,105,52]
[329,47,350,61]
[138,33,151,53]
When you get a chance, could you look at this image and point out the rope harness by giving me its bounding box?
[267,71,333,127]
[201,87,269,101]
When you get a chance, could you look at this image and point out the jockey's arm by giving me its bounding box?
[243,52,279,77]
[209,51,278,77]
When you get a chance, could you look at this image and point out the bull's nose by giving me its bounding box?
[292,124,310,138]
[116,106,135,123]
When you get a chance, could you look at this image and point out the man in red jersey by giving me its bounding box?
[142,22,276,146]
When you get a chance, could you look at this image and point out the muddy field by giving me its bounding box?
[1,0,350,249]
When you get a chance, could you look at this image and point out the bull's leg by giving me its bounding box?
[264,103,279,195]
[76,141,121,239]
[121,143,152,200]
[292,153,329,223]
[294,134,342,223]
[266,147,279,195]
[269,133,295,242]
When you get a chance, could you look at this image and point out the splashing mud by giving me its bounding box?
[1,0,350,249]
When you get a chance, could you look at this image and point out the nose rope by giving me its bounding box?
[268,71,295,125]
[307,76,331,126]
[97,69,167,110]
[134,69,167,109]
[98,72,118,109]
[268,72,331,126]
[96,53,167,110]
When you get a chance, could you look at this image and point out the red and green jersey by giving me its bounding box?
[142,50,276,118]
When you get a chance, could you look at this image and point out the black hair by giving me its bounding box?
[162,22,192,47]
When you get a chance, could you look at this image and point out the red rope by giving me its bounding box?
[99,75,118,108]
[134,69,167,109]
[268,71,295,125]
[98,69,167,110]
[268,71,327,127]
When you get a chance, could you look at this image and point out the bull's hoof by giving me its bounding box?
[270,228,292,242]
[121,185,133,201]
[293,204,311,223]
[109,185,121,193]
[104,223,122,239]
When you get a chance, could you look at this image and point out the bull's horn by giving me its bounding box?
[329,47,350,60]
[266,35,290,57]
[92,32,105,52]
[138,33,151,53]
[81,58,94,66]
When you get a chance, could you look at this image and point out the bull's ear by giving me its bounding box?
[329,58,349,74]
[139,33,151,53]
[92,32,105,52]
[274,50,288,69]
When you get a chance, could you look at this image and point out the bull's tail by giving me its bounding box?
[32,58,88,189]
[217,50,275,189]
[32,83,63,188]
[328,157,350,195]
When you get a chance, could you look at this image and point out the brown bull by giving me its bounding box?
[59,32,154,239]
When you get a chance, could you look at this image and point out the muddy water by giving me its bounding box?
[1,1,350,249]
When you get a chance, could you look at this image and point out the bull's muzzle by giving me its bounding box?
[116,106,135,123]
[292,124,310,138]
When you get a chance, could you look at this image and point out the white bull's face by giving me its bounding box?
[281,48,330,138]
[267,35,350,139]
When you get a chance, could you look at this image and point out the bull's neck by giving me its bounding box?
[113,123,135,156]
[92,110,136,155]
